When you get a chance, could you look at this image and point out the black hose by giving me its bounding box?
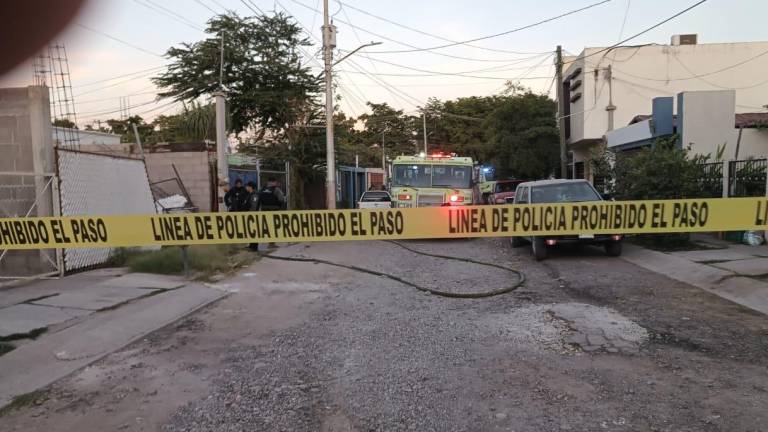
[262,240,525,299]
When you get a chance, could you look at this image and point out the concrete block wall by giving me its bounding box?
[145,151,213,212]
[0,86,56,277]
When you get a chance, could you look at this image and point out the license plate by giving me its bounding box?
[578,234,595,239]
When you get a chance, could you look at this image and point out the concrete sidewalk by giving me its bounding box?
[622,236,768,316]
[0,269,226,408]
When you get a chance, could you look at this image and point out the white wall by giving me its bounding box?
[564,41,768,146]
[680,90,735,158]
[730,128,768,159]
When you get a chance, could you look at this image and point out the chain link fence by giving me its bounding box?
[57,149,156,271]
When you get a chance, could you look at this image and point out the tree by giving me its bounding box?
[424,96,508,162]
[152,102,216,142]
[358,102,417,158]
[102,115,154,143]
[52,118,76,129]
[484,91,559,179]
[153,12,321,136]
[153,12,322,208]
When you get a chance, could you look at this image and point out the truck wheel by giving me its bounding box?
[605,241,623,257]
[532,237,547,261]
[511,236,525,248]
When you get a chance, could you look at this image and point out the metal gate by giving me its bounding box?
[56,149,156,271]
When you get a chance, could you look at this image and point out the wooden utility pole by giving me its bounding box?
[555,45,567,179]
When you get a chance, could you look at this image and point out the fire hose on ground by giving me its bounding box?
[262,240,525,299]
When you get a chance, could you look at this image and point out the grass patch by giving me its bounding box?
[0,390,48,417]
[110,245,257,280]
[0,343,14,357]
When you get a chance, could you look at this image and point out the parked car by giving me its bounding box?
[511,179,623,260]
[488,179,526,204]
[357,190,393,209]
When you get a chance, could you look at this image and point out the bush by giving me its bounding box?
[111,245,254,278]
[593,136,711,249]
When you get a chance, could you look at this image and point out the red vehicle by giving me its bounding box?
[488,179,526,204]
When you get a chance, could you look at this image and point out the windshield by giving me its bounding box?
[530,182,601,203]
[360,192,391,202]
[495,181,521,193]
[393,164,472,189]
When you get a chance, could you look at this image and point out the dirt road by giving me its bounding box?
[2,239,767,431]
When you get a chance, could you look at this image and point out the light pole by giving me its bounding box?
[322,0,381,208]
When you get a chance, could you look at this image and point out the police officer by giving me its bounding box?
[224,178,248,211]
[257,177,286,211]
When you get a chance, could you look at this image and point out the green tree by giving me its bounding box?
[152,12,321,136]
[102,115,154,143]
[52,118,76,129]
[424,96,507,162]
[153,12,322,208]
[152,102,216,142]
[484,91,559,179]
[358,102,417,158]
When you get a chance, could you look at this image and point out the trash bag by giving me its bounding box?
[743,231,765,246]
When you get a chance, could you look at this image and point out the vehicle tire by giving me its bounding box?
[532,237,547,261]
[605,240,623,257]
[482,193,491,205]
[511,236,525,248]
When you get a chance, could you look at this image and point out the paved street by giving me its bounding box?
[2,238,768,431]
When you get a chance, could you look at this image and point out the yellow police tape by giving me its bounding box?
[0,197,766,250]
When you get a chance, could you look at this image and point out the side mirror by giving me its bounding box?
[601,193,614,201]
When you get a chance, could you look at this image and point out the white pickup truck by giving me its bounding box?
[357,191,393,209]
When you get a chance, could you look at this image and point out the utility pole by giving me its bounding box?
[215,32,228,212]
[605,64,616,131]
[381,128,386,185]
[422,111,428,155]
[555,45,567,179]
[322,0,337,209]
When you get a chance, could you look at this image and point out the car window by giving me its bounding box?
[515,187,528,203]
[495,182,517,193]
[360,192,391,202]
[530,183,601,203]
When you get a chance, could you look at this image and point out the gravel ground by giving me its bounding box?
[4,238,768,431]
[163,239,768,432]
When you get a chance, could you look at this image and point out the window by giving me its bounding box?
[360,191,391,202]
[393,164,431,188]
[530,182,601,203]
[432,165,472,189]
[516,187,529,203]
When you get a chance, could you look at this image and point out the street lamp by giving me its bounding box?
[321,26,382,209]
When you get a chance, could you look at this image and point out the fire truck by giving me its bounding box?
[389,153,476,208]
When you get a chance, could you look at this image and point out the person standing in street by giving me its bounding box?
[255,177,286,250]
[224,178,248,211]
[258,177,286,211]
[245,181,260,251]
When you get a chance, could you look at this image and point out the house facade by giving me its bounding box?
[561,35,768,179]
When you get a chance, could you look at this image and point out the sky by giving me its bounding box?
[2,0,767,128]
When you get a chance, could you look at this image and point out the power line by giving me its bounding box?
[285,0,547,63]
[334,0,554,55]
[364,0,612,54]
[564,0,709,64]
[607,47,768,82]
[134,0,205,31]
[74,65,167,88]
[339,52,552,80]
[209,0,231,12]
[193,0,219,14]
[76,24,164,57]
[669,53,768,90]
[74,70,160,97]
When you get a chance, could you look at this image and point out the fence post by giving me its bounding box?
[764,159,768,197]
[722,160,729,198]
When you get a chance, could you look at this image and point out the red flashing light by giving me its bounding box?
[611,235,622,241]
[397,194,412,201]
[545,239,557,246]
[449,194,464,203]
